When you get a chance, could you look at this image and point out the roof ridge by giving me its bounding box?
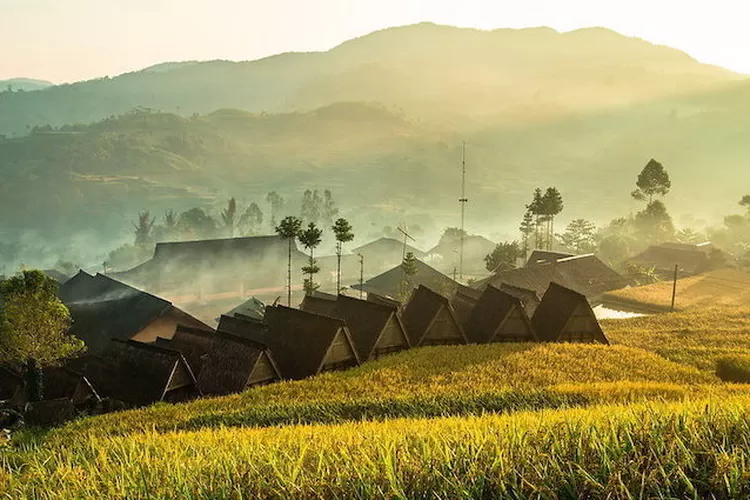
[113,338,184,358]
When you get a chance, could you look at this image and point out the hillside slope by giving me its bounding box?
[0,23,739,137]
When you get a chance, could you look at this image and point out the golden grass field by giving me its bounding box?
[4,274,750,498]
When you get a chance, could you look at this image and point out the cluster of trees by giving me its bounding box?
[107,189,340,271]
[521,188,564,255]
[275,216,355,304]
[0,271,85,402]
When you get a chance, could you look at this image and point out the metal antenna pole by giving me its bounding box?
[397,226,415,261]
[459,142,468,281]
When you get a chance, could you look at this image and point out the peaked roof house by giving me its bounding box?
[155,325,217,374]
[222,296,266,321]
[525,250,575,267]
[402,285,467,347]
[112,235,308,299]
[299,291,338,316]
[426,234,497,276]
[351,237,426,275]
[626,242,725,278]
[197,331,281,396]
[495,283,542,316]
[352,259,460,301]
[217,313,268,340]
[450,285,483,330]
[320,295,410,361]
[532,283,609,344]
[59,271,209,354]
[466,286,537,344]
[473,254,627,304]
[244,305,361,380]
[79,339,201,407]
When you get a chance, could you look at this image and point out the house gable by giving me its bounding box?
[423,306,464,346]
[320,328,357,371]
[491,305,536,343]
[558,302,608,344]
[248,351,279,386]
[371,314,409,358]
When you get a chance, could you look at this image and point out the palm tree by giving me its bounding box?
[221,197,237,237]
[275,216,303,306]
[298,222,323,295]
[332,218,354,293]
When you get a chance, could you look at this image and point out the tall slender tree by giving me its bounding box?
[527,189,544,250]
[298,222,323,295]
[221,197,237,237]
[632,159,671,204]
[275,216,303,306]
[134,211,155,247]
[398,251,419,303]
[239,202,264,235]
[266,191,284,231]
[519,209,535,261]
[542,188,564,250]
[322,190,339,227]
[332,218,354,293]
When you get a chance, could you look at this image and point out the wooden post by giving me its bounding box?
[670,264,678,312]
[358,254,364,300]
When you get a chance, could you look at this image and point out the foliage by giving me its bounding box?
[518,210,535,259]
[332,218,355,292]
[397,252,419,303]
[298,223,323,295]
[634,200,675,244]
[674,227,704,244]
[275,216,303,305]
[484,241,521,272]
[0,270,84,366]
[715,355,750,383]
[133,211,155,247]
[300,189,323,224]
[631,158,671,203]
[526,188,563,251]
[322,190,339,227]
[559,218,597,254]
[220,197,237,237]
[265,191,284,230]
[177,208,217,240]
[24,358,43,403]
[741,195,750,213]
[106,243,153,272]
[238,202,263,236]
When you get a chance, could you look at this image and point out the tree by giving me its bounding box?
[298,223,323,295]
[266,191,284,230]
[541,188,564,250]
[221,198,237,237]
[177,208,217,240]
[332,218,354,293]
[134,211,155,247]
[162,209,178,240]
[559,219,597,254]
[300,189,322,224]
[484,241,521,272]
[632,159,671,204]
[322,190,339,227]
[0,270,85,402]
[519,210,535,261]
[398,252,419,303]
[275,216,303,306]
[239,202,264,236]
[675,228,704,244]
[527,189,545,249]
[740,195,750,214]
[634,200,675,244]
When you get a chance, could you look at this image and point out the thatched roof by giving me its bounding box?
[525,250,575,267]
[352,237,425,258]
[223,296,266,321]
[82,339,200,407]
[60,272,207,354]
[466,286,536,343]
[495,283,541,316]
[155,325,217,374]
[450,285,482,329]
[42,367,100,403]
[532,283,609,344]
[299,293,338,316]
[252,305,360,380]
[627,242,723,276]
[197,331,279,395]
[367,292,402,310]
[473,254,627,301]
[352,259,459,299]
[402,285,466,346]
[324,295,408,360]
[217,314,268,340]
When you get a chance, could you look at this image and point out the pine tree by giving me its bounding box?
[527,189,544,250]
[398,252,419,303]
[632,159,671,204]
[275,216,303,306]
[332,218,354,293]
[298,223,323,295]
[519,210,535,261]
[542,188,564,250]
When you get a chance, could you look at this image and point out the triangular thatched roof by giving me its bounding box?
[352,259,460,299]
[466,286,537,344]
[401,285,467,346]
[155,325,217,374]
[532,283,609,344]
[299,293,338,316]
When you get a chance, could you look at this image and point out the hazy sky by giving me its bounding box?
[2,0,748,82]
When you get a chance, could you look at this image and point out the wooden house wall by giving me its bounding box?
[558,304,603,343]
[423,306,463,346]
[371,315,408,358]
[321,329,357,371]
[248,353,278,386]
[493,307,534,342]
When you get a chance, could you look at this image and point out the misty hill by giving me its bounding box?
[3,77,750,250]
[0,78,54,92]
[0,23,740,137]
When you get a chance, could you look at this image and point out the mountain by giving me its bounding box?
[0,78,54,92]
[0,23,740,137]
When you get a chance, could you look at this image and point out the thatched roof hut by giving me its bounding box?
[81,339,201,407]
[495,283,541,316]
[197,331,280,395]
[450,285,483,330]
[322,295,409,361]
[466,286,537,344]
[532,283,609,344]
[299,292,338,316]
[250,305,360,380]
[155,325,217,374]
[402,285,467,347]
[217,313,267,340]
[352,260,460,300]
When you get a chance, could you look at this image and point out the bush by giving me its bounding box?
[716,355,750,382]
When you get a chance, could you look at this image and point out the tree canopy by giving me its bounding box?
[0,270,84,366]
[485,241,521,272]
[632,159,671,203]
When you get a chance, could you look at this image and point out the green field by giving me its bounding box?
[4,304,750,498]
